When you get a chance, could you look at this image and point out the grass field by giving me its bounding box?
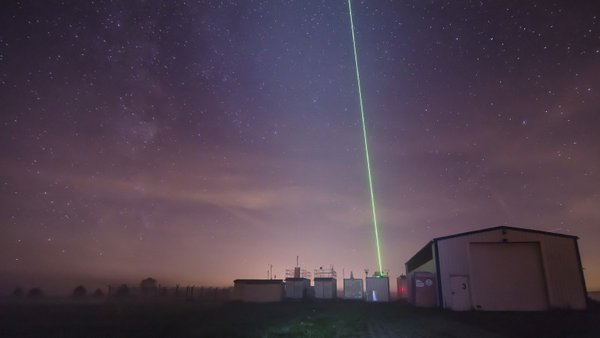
[1,300,599,337]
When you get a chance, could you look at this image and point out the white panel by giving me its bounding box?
[469,242,548,311]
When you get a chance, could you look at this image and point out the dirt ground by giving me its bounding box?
[1,300,599,337]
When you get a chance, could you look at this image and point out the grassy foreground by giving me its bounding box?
[1,300,599,337]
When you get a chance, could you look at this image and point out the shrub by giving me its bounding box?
[114,284,130,298]
[92,288,105,298]
[13,287,24,298]
[73,285,87,298]
[27,288,44,298]
[140,277,158,296]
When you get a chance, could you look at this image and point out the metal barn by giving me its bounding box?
[233,279,284,302]
[405,226,587,311]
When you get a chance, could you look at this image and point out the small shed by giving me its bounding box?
[233,279,284,302]
[314,267,337,299]
[366,274,390,302]
[314,278,337,299]
[405,226,587,311]
[343,274,364,300]
[397,275,408,300]
[285,278,310,299]
[284,266,311,299]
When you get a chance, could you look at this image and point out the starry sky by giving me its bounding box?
[1,1,600,295]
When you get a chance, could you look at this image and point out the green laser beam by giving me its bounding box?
[347,0,383,274]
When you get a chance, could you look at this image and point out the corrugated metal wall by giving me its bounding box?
[469,242,548,310]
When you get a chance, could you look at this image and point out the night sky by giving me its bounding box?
[1,1,600,295]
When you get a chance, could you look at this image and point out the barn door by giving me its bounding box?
[450,275,472,311]
[469,242,548,311]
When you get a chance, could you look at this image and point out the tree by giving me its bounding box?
[92,288,104,298]
[140,277,158,297]
[27,287,44,298]
[159,287,168,297]
[72,285,87,298]
[114,284,130,298]
[12,287,24,298]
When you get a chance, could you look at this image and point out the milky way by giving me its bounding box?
[1,1,599,294]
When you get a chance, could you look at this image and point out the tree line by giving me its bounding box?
[10,277,232,301]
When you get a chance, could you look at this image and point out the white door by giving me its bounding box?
[450,275,472,311]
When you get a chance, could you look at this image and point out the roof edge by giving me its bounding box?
[234,279,284,284]
[434,225,579,241]
[405,240,434,272]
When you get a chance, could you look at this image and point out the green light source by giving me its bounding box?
[347,0,383,274]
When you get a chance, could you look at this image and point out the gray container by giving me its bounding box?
[366,276,390,302]
[284,278,310,299]
[314,278,337,299]
[343,278,364,300]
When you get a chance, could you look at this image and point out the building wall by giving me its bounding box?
[436,228,586,310]
[469,242,548,310]
[233,283,283,302]
[285,279,310,299]
[366,276,390,302]
[397,276,408,300]
[314,278,337,299]
[343,279,363,299]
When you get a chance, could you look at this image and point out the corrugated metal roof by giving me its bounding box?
[405,226,578,273]
[433,226,578,241]
[405,241,434,272]
[234,279,283,285]
[284,277,310,281]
